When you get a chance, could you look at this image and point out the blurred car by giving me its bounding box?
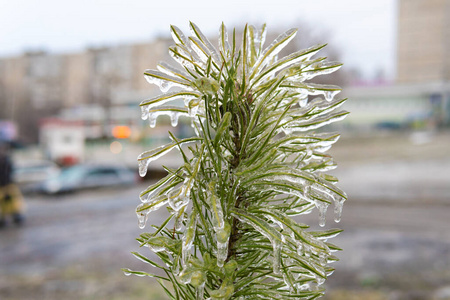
[39,164,137,194]
[13,160,61,193]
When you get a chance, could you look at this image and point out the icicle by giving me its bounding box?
[136,195,169,229]
[334,197,345,223]
[137,211,148,229]
[148,112,157,128]
[138,158,150,177]
[138,141,190,177]
[141,105,149,120]
[315,201,328,227]
[216,222,230,267]
[170,111,180,127]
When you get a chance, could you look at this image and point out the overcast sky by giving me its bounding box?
[0,0,397,79]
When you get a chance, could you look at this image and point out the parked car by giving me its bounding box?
[13,160,61,193]
[39,164,137,194]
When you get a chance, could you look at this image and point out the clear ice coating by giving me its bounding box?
[196,282,205,300]
[215,222,230,267]
[272,241,282,275]
[251,28,298,77]
[132,22,348,296]
[315,201,328,227]
[334,196,345,223]
[216,240,228,268]
[144,69,190,93]
[182,213,197,268]
[219,22,230,54]
[168,186,190,211]
[138,139,198,177]
[136,194,169,229]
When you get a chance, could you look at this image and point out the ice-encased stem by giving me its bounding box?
[182,212,197,268]
[272,241,282,275]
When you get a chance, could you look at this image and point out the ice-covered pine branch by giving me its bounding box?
[128,22,348,300]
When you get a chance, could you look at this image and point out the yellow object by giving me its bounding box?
[0,184,25,218]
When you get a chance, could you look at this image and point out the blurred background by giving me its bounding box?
[1,0,449,299]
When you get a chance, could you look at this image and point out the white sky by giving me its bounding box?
[0,0,397,79]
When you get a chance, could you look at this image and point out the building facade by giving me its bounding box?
[397,0,450,83]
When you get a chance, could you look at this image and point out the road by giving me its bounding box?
[1,132,450,299]
[0,183,167,275]
[0,175,449,291]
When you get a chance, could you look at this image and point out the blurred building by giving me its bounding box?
[0,39,172,142]
[2,3,450,143]
[397,0,450,83]
[342,0,450,130]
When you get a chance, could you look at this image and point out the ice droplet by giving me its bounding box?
[138,142,186,177]
[315,201,328,227]
[137,211,148,229]
[141,105,149,120]
[148,113,157,128]
[216,241,228,267]
[136,195,169,229]
[334,197,345,223]
[138,158,149,177]
[324,90,340,102]
[215,222,230,267]
[170,111,180,127]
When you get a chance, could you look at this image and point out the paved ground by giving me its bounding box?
[1,130,449,299]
